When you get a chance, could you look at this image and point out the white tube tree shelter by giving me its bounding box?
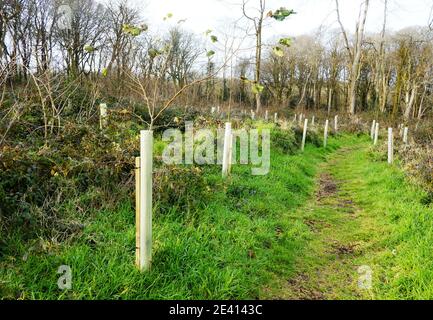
[324,120,329,148]
[301,119,308,151]
[388,128,394,164]
[374,122,379,145]
[99,103,108,129]
[403,127,409,144]
[222,123,232,178]
[371,120,376,140]
[136,130,153,271]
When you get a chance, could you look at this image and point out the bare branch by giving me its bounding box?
[335,0,353,60]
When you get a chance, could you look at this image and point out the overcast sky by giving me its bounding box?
[101,0,433,37]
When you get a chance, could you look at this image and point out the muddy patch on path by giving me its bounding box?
[317,173,357,215]
[285,273,325,300]
[329,241,358,256]
[304,219,331,233]
[316,174,338,200]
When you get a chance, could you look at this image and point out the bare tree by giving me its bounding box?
[105,0,142,78]
[166,28,202,89]
[241,1,294,113]
[336,0,370,115]
[32,0,57,73]
[242,0,266,113]
[54,0,108,76]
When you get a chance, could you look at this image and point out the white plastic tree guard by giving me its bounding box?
[99,103,108,129]
[374,122,379,145]
[301,119,308,152]
[403,127,409,144]
[136,130,153,271]
[324,120,329,148]
[222,123,232,178]
[388,128,394,164]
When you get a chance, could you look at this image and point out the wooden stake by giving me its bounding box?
[324,120,329,148]
[139,130,153,271]
[301,119,308,152]
[222,122,232,177]
[334,115,338,133]
[265,110,268,121]
[311,116,315,126]
[135,157,141,268]
[274,113,278,123]
[388,128,393,164]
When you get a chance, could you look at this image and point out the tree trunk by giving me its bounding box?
[336,0,370,115]
[255,23,262,113]
[348,0,369,114]
[328,88,333,115]
[404,82,417,120]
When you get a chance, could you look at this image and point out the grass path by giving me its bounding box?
[262,141,433,300]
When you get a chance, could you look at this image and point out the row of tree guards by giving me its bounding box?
[294,113,338,150]
[132,108,410,271]
[370,120,410,165]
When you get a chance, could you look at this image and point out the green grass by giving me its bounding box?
[2,133,432,300]
[0,131,347,299]
[347,145,433,299]
[264,140,433,300]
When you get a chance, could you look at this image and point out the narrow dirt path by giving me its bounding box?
[263,144,380,300]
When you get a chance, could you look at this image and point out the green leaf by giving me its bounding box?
[251,83,264,94]
[131,28,141,36]
[102,68,108,77]
[84,44,95,53]
[279,37,292,47]
[122,24,131,33]
[148,48,161,59]
[164,13,173,21]
[122,24,143,37]
[207,50,215,57]
[210,35,218,43]
[271,7,296,21]
[273,46,284,57]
